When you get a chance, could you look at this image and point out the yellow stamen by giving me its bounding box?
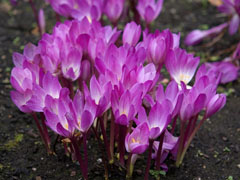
[131,138,139,143]
[64,123,69,130]
[179,73,190,84]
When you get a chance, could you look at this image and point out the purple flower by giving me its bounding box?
[61,47,82,81]
[206,94,226,118]
[111,87,142,126]
[84,75,112,117]
[144,29,180,68]
[43,89,75,137]
[179,85,207,121]
[26,72,62,112]
[104,0,125,23]
[67,90,97,133]
[10,90,33,113]
[156,81,183,118]
[205,62,239,84]
[10,67,34,93]
[48,0,103,22]
[125,122,150,154]
[184,23,228,46]
[219,0,240,35]
[137,0,164,24]
[165,48,200,87]
[123,22,141,46]
[137,102,171,140]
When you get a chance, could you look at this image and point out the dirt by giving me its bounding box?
[0,0,240,180]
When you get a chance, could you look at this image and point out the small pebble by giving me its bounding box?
[136,169,142,175]
[32,167,37,171]
[36,176,42,180]
[237,164,240,169]
[97,158,102,164]
[70,171,76,176]
[203,165,206,169]
[222,137,228,141]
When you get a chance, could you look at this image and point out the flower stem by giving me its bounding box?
[119,124,127,166]
[92,127,109,180]
[71,137,88,180]
[155,131,165,170]
[40,112,51,148]
[31,113,51,154]
[144,139,154,180]
[83,133,88,177]
[171,116,178,134]
[179,115,207,166]
[129,0,140,24]
[109,111,115,164]
[99,116,111,161]
[28,0,42,36]
[176,121,186,167]
[126,153,133,180]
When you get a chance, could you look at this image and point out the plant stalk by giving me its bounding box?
[155,131,165,170]
[31,113,51,154]
[179,115,207,166]
[144,139,154,180]
[175,121,186,167]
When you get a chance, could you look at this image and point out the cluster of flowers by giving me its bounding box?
[45,0,163,26]
[185,0,240,46]
[10,16,229,179]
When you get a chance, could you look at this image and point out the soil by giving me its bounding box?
[0,0,240,180]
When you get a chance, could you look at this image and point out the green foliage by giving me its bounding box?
[149,169,166,179]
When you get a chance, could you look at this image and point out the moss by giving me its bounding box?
[3,133,23,151]
[0,164,3,170]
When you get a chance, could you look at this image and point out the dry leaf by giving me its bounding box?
[208,0,223,6]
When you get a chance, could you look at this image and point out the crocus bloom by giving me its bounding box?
[122,21,141,46]
[205,61,239,84]
[84,75,112,117]
[68,90,97,133]
[184,23,228,46]
[26,72,63,112]
[206,94,227,118]
[111,87,142,126]
[10,90,33,113]
[61,47,82,81]
[104,0,125,23]
[165,48,200,87]
[44,89,75,137]
[156,81,183,118]
[144,29,180,67]
[47,0,103,22]
[137,0,164,24]
[125,122,150,154]
[137,102,171,140]
[218,0,240,35]
[179,84,207,121]
[10,67,34,93]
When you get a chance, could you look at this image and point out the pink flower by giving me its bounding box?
[104,0,125,23]
[137,102,171,140]
[125,122,150,154]
[165,48,200,87]
[137,0,164,24]
[123,22,141,46]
